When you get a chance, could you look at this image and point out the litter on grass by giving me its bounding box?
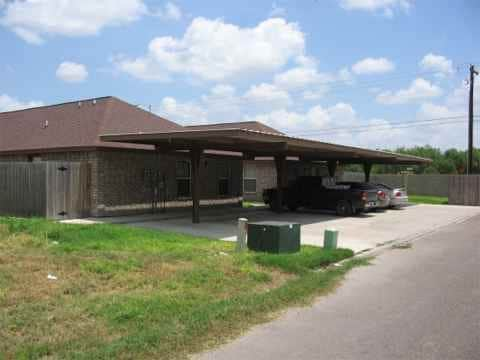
[47,274,58,280]
[392,242,413,250]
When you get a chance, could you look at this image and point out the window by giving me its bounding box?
[27,155,41,162]
[243,163,257,194]
[176,160,191,198]
[218,162,230,196]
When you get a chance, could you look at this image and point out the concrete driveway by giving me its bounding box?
[99,204,480,253]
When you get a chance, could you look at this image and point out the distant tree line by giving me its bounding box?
[343,146,480,175]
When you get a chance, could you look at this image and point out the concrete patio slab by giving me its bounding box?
[87,204,480,253]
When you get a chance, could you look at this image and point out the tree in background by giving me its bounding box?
[342,146,480,175]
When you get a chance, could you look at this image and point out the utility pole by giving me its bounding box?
[467,65,478,174]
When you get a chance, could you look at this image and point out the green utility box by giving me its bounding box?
[247,221,301,253]
[324,229,338,249]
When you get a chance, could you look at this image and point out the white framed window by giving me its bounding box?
[176,160,191,198]
[218,162,230,196]
[243,163,257,194]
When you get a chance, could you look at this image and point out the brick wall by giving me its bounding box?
[94,149,242,215]
[1,149,243,217]
[243,160,342,202]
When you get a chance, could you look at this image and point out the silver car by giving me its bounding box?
[376,183,408,208]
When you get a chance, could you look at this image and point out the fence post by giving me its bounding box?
[236,218,248,252]
[403,173,409,193]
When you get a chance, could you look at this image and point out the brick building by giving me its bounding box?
[0,97,245,216]
[1,96,429,221]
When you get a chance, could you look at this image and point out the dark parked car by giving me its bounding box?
[263,176,377,216]
[336,182,387,210]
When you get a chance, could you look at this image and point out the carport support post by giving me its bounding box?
[363,163,372,183]
[191,147,203,223]
[274,154,287,212]
[327,160,337,178]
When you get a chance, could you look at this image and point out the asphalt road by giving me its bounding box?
[198,215,480,360]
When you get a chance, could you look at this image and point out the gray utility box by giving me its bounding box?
[247,221,301,253]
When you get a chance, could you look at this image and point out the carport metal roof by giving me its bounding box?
[101,127,430,224]
[100,127,430,165]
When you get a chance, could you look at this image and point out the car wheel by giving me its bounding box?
[336,200,352,216]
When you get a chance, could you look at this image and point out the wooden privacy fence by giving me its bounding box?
[448,175,480,206]
[0,162,90,219]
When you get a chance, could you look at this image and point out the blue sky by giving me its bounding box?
[1,0,479,149]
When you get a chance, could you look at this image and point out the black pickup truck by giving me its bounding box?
[263,176,378,216]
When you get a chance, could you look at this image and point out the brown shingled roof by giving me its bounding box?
[185,121,284,135]
[0,96,182,154]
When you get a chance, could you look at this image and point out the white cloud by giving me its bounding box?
[411,80,480,149]
[206,84,237,99]
[445,80,479,111]
[244,102,413,149]
[56,62,88,83]
[116,17,305,82]
[419,53,454,76]
[339,0,412,17]
[153,2,182,21]
[243,83,291,109]
[415,102,467,149]
[1,0,147,44]
[156,85,243,125]
[269,2,287,17]
[376,78,442,105]
[352,57,395,75]
[417,102,460,119]
[274,64,331,90]
[157,96,208,124]
[245,102,356,132]
[272,56,353,100]
[0,94,43,112]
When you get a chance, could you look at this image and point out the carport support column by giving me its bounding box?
[191,148,203,223]
[274,154,287,212]
[363,163,372,183]
[327,160,337,178]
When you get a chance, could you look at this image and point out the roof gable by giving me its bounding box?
[185,121,284,135]
[0,96,183,154]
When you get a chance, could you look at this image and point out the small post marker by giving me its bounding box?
[236,218,248,252]
[324,228,338,249]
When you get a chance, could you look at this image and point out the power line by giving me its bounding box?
[291,115,467,134]
[289,116,476,136]
[294,119,480,137]
[300,120,470,137]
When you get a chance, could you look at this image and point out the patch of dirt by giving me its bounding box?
[256,268,296,292]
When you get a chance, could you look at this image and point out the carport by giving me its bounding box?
[101,128,430,223]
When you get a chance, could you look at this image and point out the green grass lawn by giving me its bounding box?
[409,195,449,205]
[242,201,265,208]
[0,217,365,359]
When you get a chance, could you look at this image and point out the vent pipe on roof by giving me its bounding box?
[77,101,82,108]
[92,99,97,105]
